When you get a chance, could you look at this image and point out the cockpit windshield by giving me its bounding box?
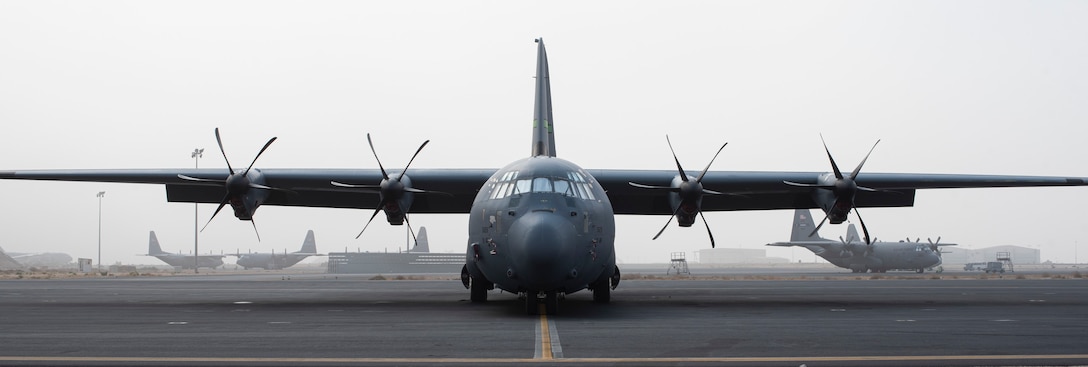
[488,170,596,200]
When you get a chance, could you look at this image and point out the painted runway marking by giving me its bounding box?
[3,354,1088,364]
[533,305,564,359]
[535,305,553,360]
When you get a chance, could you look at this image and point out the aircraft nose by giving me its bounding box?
[507,211,576,289]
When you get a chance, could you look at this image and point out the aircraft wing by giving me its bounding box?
[766,241,835,248]
[590,170,1088,215]
[2,168,1086,214]
[0,168,494,213]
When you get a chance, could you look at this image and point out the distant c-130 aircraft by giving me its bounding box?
[768,209,956,273]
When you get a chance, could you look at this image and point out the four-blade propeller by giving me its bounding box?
[629,135,727,248]
[784,135,880,245]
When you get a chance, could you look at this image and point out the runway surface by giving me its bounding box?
[1,273,1087,366]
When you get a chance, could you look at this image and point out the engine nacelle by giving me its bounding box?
[227,169,270,221]
[381,173,415,225]
[667,175,702,227]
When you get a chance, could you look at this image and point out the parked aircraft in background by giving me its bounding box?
[3,39,1088,314]
[145,231,226,269]
[236,230,322,270]
[4,251,73,268]
[768,209,956,273]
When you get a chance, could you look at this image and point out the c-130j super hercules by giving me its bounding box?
[3,39,1088,314]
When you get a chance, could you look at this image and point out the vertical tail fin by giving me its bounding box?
[410,226,430,253]
[790,209,826,241]
[297,230,317,254]
[148,231,166,255]
[845,224,860,243]
[531,38,556,157]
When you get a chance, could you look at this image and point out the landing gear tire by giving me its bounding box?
[545,291,558,315]
[592,279,611,303]
[525,293,539,315]
[470,278,491,303]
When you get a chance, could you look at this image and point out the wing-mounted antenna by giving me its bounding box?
[531,38,556,157]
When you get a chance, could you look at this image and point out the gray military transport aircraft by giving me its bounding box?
[768,209,955,273]
[2,39,1088,314]
[235,230,321,270]
[145,231,226,270]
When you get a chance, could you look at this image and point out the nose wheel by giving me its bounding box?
[526,291,558,315]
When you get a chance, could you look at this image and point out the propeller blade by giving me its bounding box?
[397,140,430,182]
[177,174,225,184]
[701,188,725,195]
[403,214,419,245]
[665,135,689,182]
[848,140,881,181]
[809,213,830,237]
[366,133,390,180]
[783,181,835,189]
[355,205,385,239]
[853,207,872,245]
[243,137,278,176]
[250,219,261,242]
[819,134,843,180]
[628,182,680,191]
[695,142,728,183]
[403,187,453,196]
[331,181,381,189]
[214,128,234,174]
[201,195,231,232]
[699,211,716,248]
[248,182,297,195]
[652,204,683,240]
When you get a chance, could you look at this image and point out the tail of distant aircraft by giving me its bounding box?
[845,224,860,243]
[790,209,827,242]
[531,38,556,158]
[410,226,430,253]
[295,230,317,254]
[147,231,168,255]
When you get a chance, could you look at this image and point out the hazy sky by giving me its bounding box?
[1,1,1087,267]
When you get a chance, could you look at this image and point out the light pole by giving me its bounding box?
[96,191,105,272]
[192,148,203,273]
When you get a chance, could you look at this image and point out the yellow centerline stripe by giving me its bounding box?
[2,355,1088,363]
[538,304,553,360]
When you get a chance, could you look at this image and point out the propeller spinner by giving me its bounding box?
[629,135,727,248]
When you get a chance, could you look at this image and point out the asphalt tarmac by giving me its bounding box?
[0,272,1086,366]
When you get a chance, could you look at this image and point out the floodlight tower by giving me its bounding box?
[192,148,204,273]
[96,191,105,272]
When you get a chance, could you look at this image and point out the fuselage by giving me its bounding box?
[807,241,941,272]
[464,156,616,294]
[151,254,224,269]
[236,253,311,270]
